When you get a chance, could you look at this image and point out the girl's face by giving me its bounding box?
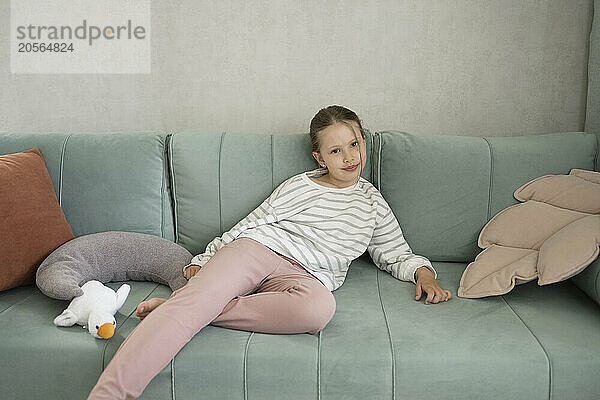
[312,121,367,188]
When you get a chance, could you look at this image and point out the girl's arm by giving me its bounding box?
[182,198,276,273]
[366,196,436,284]
[182,179,291,274]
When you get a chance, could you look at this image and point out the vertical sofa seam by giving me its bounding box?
[594,264,600,301]
[271,135,274,191]
[366,130,372,183]
[164,133,177,241]
[482,137,494,222]
[594,134,600,171]
[372,131,378,188]
[160,135,166,239]
[376,269,395,400]
[317,330,322,400]
[243,332,254,400]
[371,131,377,187]
[378,132,383,189]
[374,131,382,190]
[219,132,226,234]
[500,295,552,400]
[167,133,180,244]
[171,358,176,400]
[58,133,73,207]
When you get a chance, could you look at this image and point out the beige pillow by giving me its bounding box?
[458,169,600,298]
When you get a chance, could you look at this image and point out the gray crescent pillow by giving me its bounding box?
[36,231,192,300]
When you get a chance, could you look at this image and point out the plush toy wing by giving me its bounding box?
[36,231,192,300]
[114,284,131,313]
[53,309,79,327]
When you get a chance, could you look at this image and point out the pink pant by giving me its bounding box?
[87,237,336,399]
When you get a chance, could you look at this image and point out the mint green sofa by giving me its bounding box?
[1,129,599,400]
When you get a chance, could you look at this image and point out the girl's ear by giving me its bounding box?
[312,151,323,165]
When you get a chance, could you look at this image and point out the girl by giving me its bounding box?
[87,105,452,400]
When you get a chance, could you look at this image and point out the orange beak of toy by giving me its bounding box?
[97,322,115,339]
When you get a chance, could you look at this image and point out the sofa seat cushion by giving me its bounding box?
[111,258,600,400]
[3,259,599,400]
[571,257,600,306]
[0,281,168,400]
[377,260,600,400]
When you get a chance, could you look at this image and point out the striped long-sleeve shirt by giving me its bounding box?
[183,167,436,291]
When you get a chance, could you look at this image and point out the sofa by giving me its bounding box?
[1,128,599,400]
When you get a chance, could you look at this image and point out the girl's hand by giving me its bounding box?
[415,266,451,305]
[184,265,202,280]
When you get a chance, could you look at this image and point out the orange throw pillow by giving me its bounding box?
[0,148,74,291]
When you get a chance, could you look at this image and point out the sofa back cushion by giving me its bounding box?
[0,131,174,240]
[169,129,374,255]
[373,131,598,262]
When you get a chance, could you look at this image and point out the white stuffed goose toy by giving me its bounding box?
[53,280,130,339]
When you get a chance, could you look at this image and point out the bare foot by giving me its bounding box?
[136,297,167,320]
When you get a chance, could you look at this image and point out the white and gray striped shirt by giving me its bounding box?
[183,167,436,291]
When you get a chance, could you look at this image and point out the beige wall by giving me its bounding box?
[0,0,593,137]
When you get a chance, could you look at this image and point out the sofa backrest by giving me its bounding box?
[3,129,597,266]
[0,131,174,241]
[373,131,599,262]
[168,129,374,256]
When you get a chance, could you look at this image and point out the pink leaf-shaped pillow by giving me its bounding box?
[458,169,600,298]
